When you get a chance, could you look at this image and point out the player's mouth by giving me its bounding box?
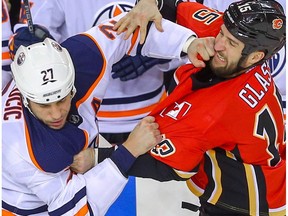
[212,52,226,66]
[49,119,65,129]
[215,52,226,62]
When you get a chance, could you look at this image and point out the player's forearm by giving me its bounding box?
[127,153,189,181]
[110,145,136,177]
[96,147,185,181]
[141,18,196,59]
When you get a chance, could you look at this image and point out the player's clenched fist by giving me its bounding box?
[71,148,95,174]
[71,116,161,174]
[186,37,215,68]
[123,116,162,157]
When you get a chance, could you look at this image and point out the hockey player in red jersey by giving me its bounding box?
[110,0,286,215]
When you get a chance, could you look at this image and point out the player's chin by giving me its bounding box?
[211,55,226,68]
[210,60,228,77]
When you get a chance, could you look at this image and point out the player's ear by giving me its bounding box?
[248,51,265,65]
[70,88,76,99]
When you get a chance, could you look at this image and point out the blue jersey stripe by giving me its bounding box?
[49,186,87,215]
[2,201,48,215]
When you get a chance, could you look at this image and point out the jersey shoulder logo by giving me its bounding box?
[92,2,133,27]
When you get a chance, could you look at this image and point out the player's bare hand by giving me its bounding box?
[113,0,163,44]
[187,37,215,67]
[70,148,95,174]
[123,116,162,157]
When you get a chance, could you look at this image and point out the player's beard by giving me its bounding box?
[209,54,245,79]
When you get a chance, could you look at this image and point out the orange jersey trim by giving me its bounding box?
[2,51,11,60]
[75,204,89,216]
[2,209,16,216]
[25,119,44,171]
[76,33,107,109]
[127,27,140,55]
[97,92,167,118]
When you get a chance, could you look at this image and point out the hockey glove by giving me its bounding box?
[8,24,54,60]
[111,54,171,81]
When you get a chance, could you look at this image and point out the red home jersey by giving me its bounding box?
[149,2,286,215]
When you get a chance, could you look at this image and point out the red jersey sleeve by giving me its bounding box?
[177,2,224,38]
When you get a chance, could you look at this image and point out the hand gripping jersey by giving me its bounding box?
[2,14,195,215]
[149,3,286,215]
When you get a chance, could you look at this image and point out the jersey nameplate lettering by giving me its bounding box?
[239,62,272,108]
[3,88,23,120]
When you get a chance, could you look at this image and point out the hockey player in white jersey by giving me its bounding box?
[4,11,199,215]
[2,37,162,215]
